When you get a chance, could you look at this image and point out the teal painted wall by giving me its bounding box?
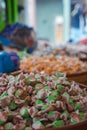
[37,0,63,42]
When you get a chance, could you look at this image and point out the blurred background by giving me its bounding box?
[0,0,87,58]
[0,0,87,80]
[0,0,87,44]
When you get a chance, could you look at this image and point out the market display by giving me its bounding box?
[32,44,87,58]
[0,1,87,130]
[51,44,87,57]
[20,55,87,75]
[0,72,87,130]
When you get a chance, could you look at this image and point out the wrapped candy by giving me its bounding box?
[0,72,87,129]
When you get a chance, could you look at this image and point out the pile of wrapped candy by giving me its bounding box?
[20,55,87,75]
[0,72,87,130]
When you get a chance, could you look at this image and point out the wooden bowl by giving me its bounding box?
[78,51,87,62]
[44,119,87,130]
[11,70,22,76]
[10,72,87,130]
[67,71,87,85]
[11,70,87,85]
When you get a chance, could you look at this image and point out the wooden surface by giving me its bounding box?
[67,72,87,85]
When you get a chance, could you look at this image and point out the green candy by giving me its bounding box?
[36,100,43,105]
[5,123,11,130]
[63,93,70,102]
[71,119,77,124]
[51,75,57,79]
[55,82,62,86]
[70,100,74,105]
[34,120,42,125]
[25,78,32,84]
[41,105,48,110]
[51,90,59,97]
[48,96,56,103]
[79,93,83,96]
[36,90,42,99]
[0,92,8,98]
[48,111,54,116]
[57,72,63,77]
[62,110,70,119]
[25,117,31,122]
[15,90,20,97]
[65,80,70,85]
[56,83,63,92]
[0,119,4,125]
[44,86,51,90]
[44,77,47,81]
[34,120,45,127]
[36,89,43,99]
[75,103,82,111]
[34,83,40,89]
[53,120,64,127]
[9,101,17,110]
[25,127,30,130]
[57,85,63,92]
[20,108,29,118]
[15,77,18,82]
[80,112,84,120]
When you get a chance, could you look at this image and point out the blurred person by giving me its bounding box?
[71,2,83,43]
[82,0,87,32]
[71,3,82,29]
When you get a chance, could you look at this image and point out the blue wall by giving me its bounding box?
[37,0,63,42]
